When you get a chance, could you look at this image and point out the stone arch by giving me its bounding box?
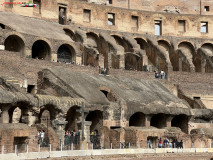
[57,44,76,63]
[4,34,25,56]
[171,114,188,133]
[63,28,78,42]
[178,41,195,72]
[150,114,167,129]
[86,32,99,48]
[134,37,147,50]
[158,39,177,70]
[65,105,81,131]
[99,86,117,102]
[32,40,51,60]
[8,101,32,124]
[108,43,120,69]
[200,43,213,72]
[38,104,59,124]
[86,110,103,134]
[129,112,145,127]
[125,53,143,71]
[111,35,126,50]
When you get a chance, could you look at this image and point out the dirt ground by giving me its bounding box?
[44,153,213,160]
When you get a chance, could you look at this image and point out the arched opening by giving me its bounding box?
[158,40,177,71]
[100,89,117,102]
[4,35,25,56]
[171,114,188,133]
[57,44,76,63]
[135,38,147,50]
[63,29,77,42]
[38,104,58,124]
[125,53,142,71]
[32,40,51,60]
[129,112,145,127]
[86,32,99,48]
[86,110,103,134]
[108,43,120,69]
[8,102,30,124]
[178,42,195,72]
[150,114,167,129]
[200,43,213,73]
[39,110,51,126]
[65,106,81,131]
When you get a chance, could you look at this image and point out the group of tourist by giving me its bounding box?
[99,66,109,76]
[147,138,183,149]
[38,130,45,144]
[64,130,80,146]
[154,70,166,79]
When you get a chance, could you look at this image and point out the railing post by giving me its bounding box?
[2,145,4,154]
[81,143,83,150]
[60,143,63,151]
[15,145,17,154]
[129,142,130,148]
[71,143,73,150]
[92,143,93,150]
[26,144,29,153]
[87,143,88,150]
[110,143,112,149]
[120,142,121,149]
[49,144,52,152]
[38,144,40,152]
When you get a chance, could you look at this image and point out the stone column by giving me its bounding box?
[179,57,183,71]
[27,110,37,126]
[25,48,32,58]
[142,54,148,67]
[108,52,112,68]
[0,107,9,123]
[155,56,160,70]
[145,115,152,127]
[99,54,105,68]
[52,119,67,146]
[201,57,207,73]
[166,115,174,127]
[76,56,82,65]
[119,54,125,69]
[51,53,57,62]
[78,121,92,150]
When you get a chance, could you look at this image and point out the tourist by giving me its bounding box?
[158,139,163,148]
[163,138,169,148]
[180,140,183,149]
[40,130,45,143]
[98,66,101,74]
[38,130,41,144]
[147,139,151,148]
[160,70,165,79]
[169,140,172,148]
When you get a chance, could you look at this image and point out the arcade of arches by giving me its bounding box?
[3,32,213,73]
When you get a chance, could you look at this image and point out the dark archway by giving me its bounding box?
[57,44,76,63]
[4,35,25,56]
[65,106,81,131]
[86,110,103,133]
[150,114,167,129]
[171,114,188,133]
[32,40,51,60]
[38,104,59,124]
[125,53,142,71]
[129,112,145,127]
[8,102,31,124]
